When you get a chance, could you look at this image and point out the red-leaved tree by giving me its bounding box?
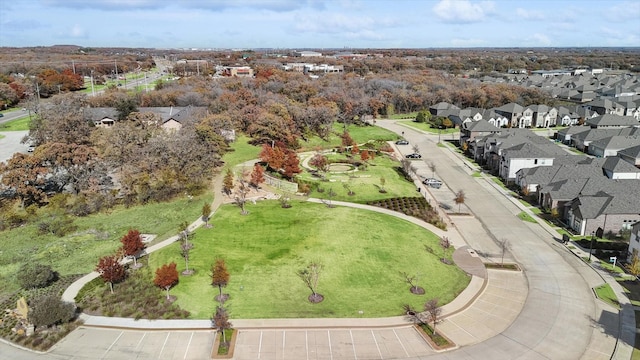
[282,149,301,179]
[259,143,286,172]
[250,163,265,188]
[211,258,230,303]
[154,262,179,300]
[96,255,126,294]
[120,229,145,268]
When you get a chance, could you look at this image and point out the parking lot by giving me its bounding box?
[51,326,433,360]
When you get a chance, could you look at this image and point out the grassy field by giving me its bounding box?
[222,135,261,169]
[0,115,30,131]
[0,193,211,299]
[594,283,619,308]
[399,120,458,135]
[297,123,399,152]
[298,152,420,203]
[517,212,537,223]
[148,201,470,319]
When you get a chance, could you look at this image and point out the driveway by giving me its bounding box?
[0,130,29,163]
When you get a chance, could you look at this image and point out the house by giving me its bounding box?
[499,142,566,181]
[566,185,640,236]
[158,106,208,131]
[84,107,119,127]
[530,105,558,128]
[618,145,640,168]
[459,119,501,147]
[583,98,625,116]
[572,128,636,152]
[557,107,581,126]
[223,66,253,77]
[293,50,322,57]
[556,126,590,145]
[585,114,639,129]
[493,103,533,128]
[429,102,459,117]
[588,135,640,157]
[601,157,640,179]
[628,221,640,259]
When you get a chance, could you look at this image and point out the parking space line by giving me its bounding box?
[371,330,383,359]
[183,332,194,359]
[328,330,333,360]
[392,329,410,358]
[101,331,124,359]
[350,330,357,360]
[135,332,147,351]
[305,330,309,360]
[158,332,170,359]
[258,331,263,359]
[282,330,286,359]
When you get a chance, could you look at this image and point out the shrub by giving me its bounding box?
[17,263,57,290]
[28,295,76,329]
[37,213,77,237]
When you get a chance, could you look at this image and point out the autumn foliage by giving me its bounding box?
[96,255,126,293]
[120,229,145,259]
[154,262,179,299]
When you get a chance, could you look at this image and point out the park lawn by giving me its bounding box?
[298,153,420,203]
[0,193,211,299]
[399,120,458,135]
[386,112,419,120]
[0,115,31,131]
[148,200,470,319]
[298,123,399,152]
[222,135,261,169]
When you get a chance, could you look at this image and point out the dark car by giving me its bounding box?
[395,139,409,145]
[422,178,443,189]
[0,113,4,117]
[405,153,422,159]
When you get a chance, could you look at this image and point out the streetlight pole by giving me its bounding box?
[588,231,595,262]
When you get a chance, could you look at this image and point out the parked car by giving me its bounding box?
[0,113,4,117]
[27,145,35,153]
[422,178,443,189]
[405,153,422,159]
[395,139,409,145]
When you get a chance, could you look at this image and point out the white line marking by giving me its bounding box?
[158,332,170,359]
[258,331,263,360]
[350,330,358,360]
[183,332,194,359]
[371,330,383,359]
[393,329,410,358]
[282,330,286,360]
[101,331,124,359]
[305,330,309,360]
[135,332,147,351]
[328,330,333,360]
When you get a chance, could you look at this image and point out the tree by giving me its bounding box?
[360,150,370,163]
[0,152,48,207]
[28,295,75,330]
[234,170,251,215]
[17,263,56,290]
[297,261,324,303]
[400,271,424,295]
[379,176,386,193]
[498,238,510,266]
[282,149,302,179]
[340,131,354,149]
[428,162,436,178]
[180,235,194,275]
[259,143,286,173]
[424,298,442,335]
[415,111,426,123]
[309,152,329,176]
[211,258,230,303]
[454,190,465,213]
[154,262,179,300]
[212,305,232,347]
[202,202,212,226]
[249,163,265,188]
[627,249,640,277]
[412,144,420,154]
[222,168,234,195]
[96,255,126,294]
[120,229,145,268]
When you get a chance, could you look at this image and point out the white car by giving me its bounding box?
[422,178,443,189]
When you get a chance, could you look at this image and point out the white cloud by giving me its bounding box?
[529,33,551,46]
[605,1,640,22]
[516,8,544,20]
[44,0,323,11]
[70,24,86,38]
[450,38,486,47]
[432,0,495,23]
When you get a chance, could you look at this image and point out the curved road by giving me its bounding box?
[377,120,619,359]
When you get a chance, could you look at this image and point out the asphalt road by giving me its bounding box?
[376,120,612,359]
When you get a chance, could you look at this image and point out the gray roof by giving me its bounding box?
[462,119,500,132]
[602,156,640,174]
[590,135,640,152]
[586,114,639,127]
[618,145,640,159]
[83,107,118,121]
[570,183,640,218]
[494,102,524,114]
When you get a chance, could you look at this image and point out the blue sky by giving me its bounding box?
[1,0,639,49]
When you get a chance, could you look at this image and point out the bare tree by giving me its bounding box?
[454,190,465,213]
[498,238,510,266]
[428,162,436,178]
[212,305,232,348]
[234,169,250,215]
[297,262,324,303]
[424,298,442,335]
[412,144,420,154]
[401,271,424,294]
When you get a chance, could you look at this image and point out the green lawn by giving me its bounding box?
[298,123,399,152]
[594,283,619,308]
[386,112,419,120]
[298,153,420,203]
[517,212,537,223]
[0,115,31,131]
[399,120,458,135]
[223,135,261,169]
[0,193,211,299]
[148,201,470,319]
